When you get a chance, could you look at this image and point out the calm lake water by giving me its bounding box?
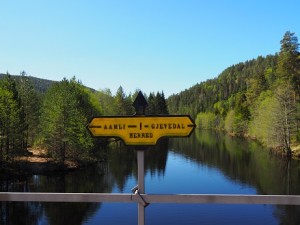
[1,130,300,225]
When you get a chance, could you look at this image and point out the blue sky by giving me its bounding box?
[1,0,300,97]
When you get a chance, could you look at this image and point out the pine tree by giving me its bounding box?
[276,31,300,99]
[0,75,23,160]
[276,31,300,148]
[114,86,134,115]
[97,88,115,115]
[38,78,99,163]
[146,93,156,114]
[17,72,41,148]
[155,91,169,114]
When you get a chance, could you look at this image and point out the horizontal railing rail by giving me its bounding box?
[1,192,300,205]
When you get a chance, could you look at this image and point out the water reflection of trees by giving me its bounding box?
[145,138,169,177]
[1,177,44,225]
[170,129,300,195]
[0,166,108,225]
[0,139,169,225]
[44,202,99,225]
[1,201,42,225]
[107,138,169,191]
[170,129,300,225]
[39,168,110,225]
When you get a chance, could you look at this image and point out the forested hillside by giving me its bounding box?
[168,31,300,152]
[0,72,56,93]
[168,54,278,118]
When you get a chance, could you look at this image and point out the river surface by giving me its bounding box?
[1,130,300,225]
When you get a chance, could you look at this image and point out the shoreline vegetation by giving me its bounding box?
[0,148,81,179]
[2,131,300,179]
[227,131,300,159]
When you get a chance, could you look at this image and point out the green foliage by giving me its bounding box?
[297,102,300,142]
[155,91,169,114]
[0,87,21,159]
[0,72,171,163]
[97,86,134,116]
[0,75,30,160]
[97,88,116,116]
[249,92,282,147]
[276,31,300,97]
[195,112,217,129]
[168,31,300,149]
[224,110,235,134]
[224,108,248,135]
[37,78,99,162]
[213,100,228,117]
[146,91,169,115]
[17,73,41,147]
[0,73,52,162]
[234,92,250,121]
[168,54,278,119]
[115,86,134,115]
[264,67,276,88]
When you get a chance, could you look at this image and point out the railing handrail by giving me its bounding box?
[1,192,300,205]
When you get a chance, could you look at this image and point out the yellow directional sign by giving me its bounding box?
[87,115,195,145]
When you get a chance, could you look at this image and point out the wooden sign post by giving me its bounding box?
[87,91,195,225]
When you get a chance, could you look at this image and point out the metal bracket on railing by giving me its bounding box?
[131,185,149,207]
[134,190,149,207]
[131,185,139,194]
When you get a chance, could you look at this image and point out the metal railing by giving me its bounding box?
[1,149,300,225]
[1,192,300,205]
[2,191,300,225]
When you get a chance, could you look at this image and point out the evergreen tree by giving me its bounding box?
[276,31,300,98]
[276,31,300,146]
[97,88,116,115]
[146,92,156,114]
[17,71,41,148]
[0,75,23,160]
[114,86,134,115]
[38,78,99,163]
[145,92,169,115]
[155,91,169,114]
